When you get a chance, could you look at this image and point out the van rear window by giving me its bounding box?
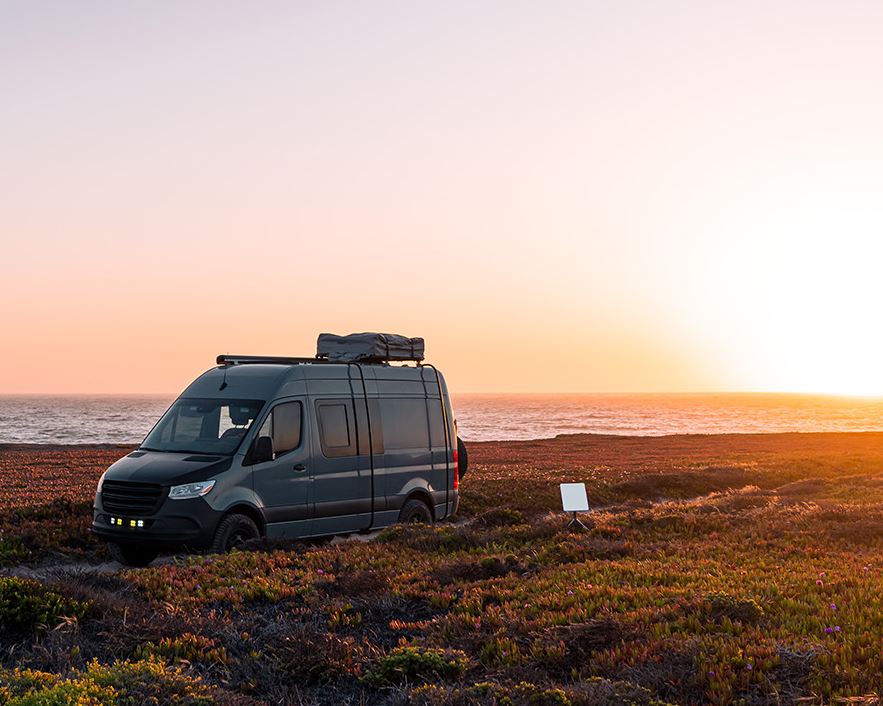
[380,398,430,450]
[427,399,447,448]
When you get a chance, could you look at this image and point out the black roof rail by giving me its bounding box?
[216,355,332,366]
[216,354,421,367]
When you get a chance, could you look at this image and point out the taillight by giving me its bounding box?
[453,448,460,489]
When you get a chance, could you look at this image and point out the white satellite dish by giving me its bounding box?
[560,482,590,530]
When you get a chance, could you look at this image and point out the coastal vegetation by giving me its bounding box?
[0,434,880,704]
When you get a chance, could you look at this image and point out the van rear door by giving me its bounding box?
[379,396,437,510]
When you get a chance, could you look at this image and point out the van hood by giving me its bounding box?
[104,450,234,485]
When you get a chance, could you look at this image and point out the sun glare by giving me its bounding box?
[724,198,883,396]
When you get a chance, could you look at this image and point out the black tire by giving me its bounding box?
[398,498,434,525]
[210,513,260,554]
[108,542,159,568]
[457,436,469,478]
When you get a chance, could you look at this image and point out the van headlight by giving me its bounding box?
[168,480,216,500]
[96,472,107,493]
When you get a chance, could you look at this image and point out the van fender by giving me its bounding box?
[205,487,267,531]
[393,478,436,517]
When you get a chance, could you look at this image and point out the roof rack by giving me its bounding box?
[216,355,333,366]
[216,353,425,367]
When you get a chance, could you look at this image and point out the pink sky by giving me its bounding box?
[2,2,883,394]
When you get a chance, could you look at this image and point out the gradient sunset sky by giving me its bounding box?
[2,1,883,395]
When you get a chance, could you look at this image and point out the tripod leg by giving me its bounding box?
[566,512,589,531]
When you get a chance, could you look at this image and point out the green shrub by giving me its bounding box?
[704,592,764,624]
[479,636,524,667]
[375,524,482,552]
[470,681,571,706]
[0,537,27,564]
[364,645,469,687]
[0,577,89,634]
[374,525,406,543]
[410,679,674,706]
[87,658,214,704]
[0,658,214,705]
[0,677,116,706]
[474,508,527,527]
[135,633,228,665]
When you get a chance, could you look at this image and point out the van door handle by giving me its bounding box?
[293,463,307,472]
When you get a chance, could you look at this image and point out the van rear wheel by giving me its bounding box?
[210,514,260,553]
[399,498,433,525]
[109,542,159,567]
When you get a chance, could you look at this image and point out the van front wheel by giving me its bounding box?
[399,499,433,525]
[210,514,260,553]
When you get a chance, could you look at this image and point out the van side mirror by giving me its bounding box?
[253,435,274,464]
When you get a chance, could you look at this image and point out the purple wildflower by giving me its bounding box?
[830,603,837,610]
[834,625,841,632]
[824,626,833,634]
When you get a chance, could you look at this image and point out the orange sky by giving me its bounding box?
[2,2,883,395]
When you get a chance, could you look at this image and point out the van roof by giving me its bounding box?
[181,357,444,401]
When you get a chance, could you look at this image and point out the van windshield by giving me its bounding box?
[141,398,265,455]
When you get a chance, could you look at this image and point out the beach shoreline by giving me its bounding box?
[6,392,883,443]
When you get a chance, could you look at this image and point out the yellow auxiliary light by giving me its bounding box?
[116,518,123,526]
[129,520,136,527]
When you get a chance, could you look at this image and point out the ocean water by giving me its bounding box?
[2,393,883,445]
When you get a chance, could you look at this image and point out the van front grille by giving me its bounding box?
[101,480,166,515]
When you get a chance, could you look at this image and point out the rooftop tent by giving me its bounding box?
[316,332,425,363]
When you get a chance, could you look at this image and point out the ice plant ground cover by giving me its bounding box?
[0,433,880,705]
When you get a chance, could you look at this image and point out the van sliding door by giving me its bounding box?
[311,398,379,534]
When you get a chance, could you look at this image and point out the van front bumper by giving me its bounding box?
[91,497,220,548]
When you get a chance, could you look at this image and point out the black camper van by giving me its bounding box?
[91,334,466,566]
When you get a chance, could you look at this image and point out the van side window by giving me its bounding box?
[317,402,355,457]
[257,401,302,458]
[380,398,430,450]
[427,399,447,448]
[354,398,385,455]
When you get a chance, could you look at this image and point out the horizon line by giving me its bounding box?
[3,390,883,399]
